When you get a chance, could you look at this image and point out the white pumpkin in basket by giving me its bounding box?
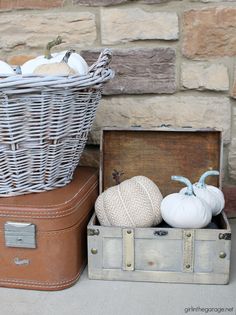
[0,60,14,75]
[95,175,163,227]
[21,36,88,75]
[21,36,63,75]
[52,50,88,75]
[33,50,76,76]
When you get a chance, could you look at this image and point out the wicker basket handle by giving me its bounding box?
[88,49,112,76]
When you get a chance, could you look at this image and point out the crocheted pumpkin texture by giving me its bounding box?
[95,176,163,227]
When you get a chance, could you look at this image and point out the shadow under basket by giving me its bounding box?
[0,49,113,197]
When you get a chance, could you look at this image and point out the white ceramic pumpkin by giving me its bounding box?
[161,176,212,228]
[0,60,14,75]
[52,50,88,75]
[21,36,88,75]
[33,50,76,76]
[95,175,163,227]
[180,170,225,216]
[21,36,63,75]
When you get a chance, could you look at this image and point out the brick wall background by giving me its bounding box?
[1,0,236,189]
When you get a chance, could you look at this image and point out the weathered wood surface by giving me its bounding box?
[87,213,231,284]
[101,129,221,197]
[223,186,236,218]
[88,269,229,284]
[82,48,176,95]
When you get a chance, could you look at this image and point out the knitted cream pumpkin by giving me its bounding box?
[95,176,163,227]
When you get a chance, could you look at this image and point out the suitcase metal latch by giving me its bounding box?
[4,222,36,249]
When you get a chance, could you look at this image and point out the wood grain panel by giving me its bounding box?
[102,129,221,197]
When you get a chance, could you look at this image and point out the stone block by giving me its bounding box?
[73,0,129,5]
[0,12,96,55]
[0,0,64,10]
[192,0,235,2]
[80,145,100,168]
[140,0,180,2]
[182,7,236,59]
[229,139,236,181]
[232,69,236,99]
[7,55,36,66]
[89,95,231,144]
[73,0,180,5]
[82,48,176,95]
[181,63,229,91]
[101,8,179,44]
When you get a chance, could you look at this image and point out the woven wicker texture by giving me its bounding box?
[0,49,113,196]
[95,176,163,227]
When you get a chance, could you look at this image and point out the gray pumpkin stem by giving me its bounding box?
[62,49,75,64]
[15,66,22,75]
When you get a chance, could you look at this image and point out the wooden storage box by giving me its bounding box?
[88,127,231,285]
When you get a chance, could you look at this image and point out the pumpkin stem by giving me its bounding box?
[197,170,219,188]
[44,36,64,60]
[15,65,22,75]
[112,169,124,185]
[171,175,194,196]
[62,49,75,64]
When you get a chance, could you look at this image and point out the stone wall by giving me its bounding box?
[0,0,236,186]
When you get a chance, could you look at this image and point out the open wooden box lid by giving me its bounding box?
[100,127,223,197]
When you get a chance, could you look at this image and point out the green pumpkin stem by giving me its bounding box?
[171,175,194,196]
[197,170,219,188]
[44,36,64,60]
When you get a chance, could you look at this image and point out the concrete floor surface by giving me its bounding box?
[0,220,235,315]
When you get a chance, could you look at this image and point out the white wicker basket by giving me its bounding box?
[0,49,113,196]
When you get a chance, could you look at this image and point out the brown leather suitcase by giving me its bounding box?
[0,166,98,291]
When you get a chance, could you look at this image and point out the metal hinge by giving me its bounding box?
[219,233,231,240]
[87,228,100,236]
[4,222,36,249]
